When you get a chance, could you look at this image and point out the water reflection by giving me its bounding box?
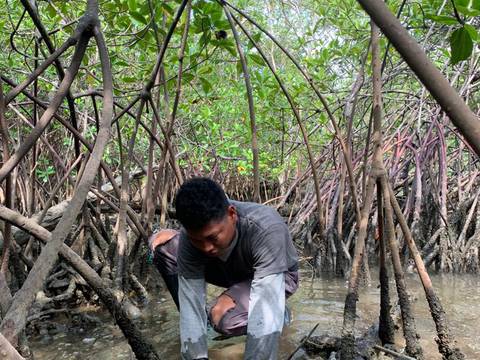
[30,270,480,359]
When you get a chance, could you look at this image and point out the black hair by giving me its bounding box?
[174,177,229,230]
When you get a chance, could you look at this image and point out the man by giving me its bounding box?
[150,177,298,359]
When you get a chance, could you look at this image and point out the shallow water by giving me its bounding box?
[30,269,480,359]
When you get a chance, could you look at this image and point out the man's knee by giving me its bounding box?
[209,294,247,336]
[210,294,235,327]
[149,229,178,251]
[152,233,179,275]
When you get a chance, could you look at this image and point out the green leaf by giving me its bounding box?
[194,15,212,33]
[161,2,174,16]
[213,19,230,30]
[182,73,195,83]
[115,59,130,67]
[425,14,459,25]
[464,24,478,41]
[128,0,137,11]
[131,11,148,25]
[236,60,243,77]
[224,44,237,57]
[214,38,236,57]
[199,31,212,46]
[82,52,89,66]
[218,43,234,57]
[454,0,469,7]
[456,5,480,16]
[247,32,262,49]
[450,26,473,64]
[46,3,57,18]
[248,53,265,66]
[123,76,137,83]
[104,2,118,12]
[473,0,480,10]
[210,9,223,23]
[139,3,151,16]
[197,65,212,75]
[86,74,96,86]
[200,77,212,94]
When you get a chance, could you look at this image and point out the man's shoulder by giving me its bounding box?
[178,229,200,256]
[231,200,286,233]
[177,229,207,276]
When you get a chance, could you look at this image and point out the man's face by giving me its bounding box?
[186,205,237,257]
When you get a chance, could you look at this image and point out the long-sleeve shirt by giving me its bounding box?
[177,200,298,359]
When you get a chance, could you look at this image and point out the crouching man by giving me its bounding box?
[150,177,298,359]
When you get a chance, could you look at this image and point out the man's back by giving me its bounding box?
[178,200,298,286]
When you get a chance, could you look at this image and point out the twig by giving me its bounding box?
[286,323,319,360]
[373,345,417,360]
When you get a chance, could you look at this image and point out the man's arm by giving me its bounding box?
[179,275,208,360]
[244,272,286,360]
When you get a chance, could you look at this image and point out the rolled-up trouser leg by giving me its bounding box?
[153,234,180,309]
[210,280,250,336]
[209,270,299,336]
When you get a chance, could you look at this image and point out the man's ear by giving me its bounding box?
[227,205,237,220]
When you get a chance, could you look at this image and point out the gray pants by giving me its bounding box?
[153,234,299,336]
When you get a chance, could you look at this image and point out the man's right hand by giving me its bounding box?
[148,229,178,251]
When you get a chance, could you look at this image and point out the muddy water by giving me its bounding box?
[30,270,480,359]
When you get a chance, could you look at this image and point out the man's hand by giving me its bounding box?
[148,229,178,251]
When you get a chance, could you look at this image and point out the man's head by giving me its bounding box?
[175,177,237,257]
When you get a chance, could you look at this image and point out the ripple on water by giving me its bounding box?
[30,270,480,359]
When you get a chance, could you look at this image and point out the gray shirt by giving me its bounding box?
[178,200,298,359]
[178,200,298,282]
